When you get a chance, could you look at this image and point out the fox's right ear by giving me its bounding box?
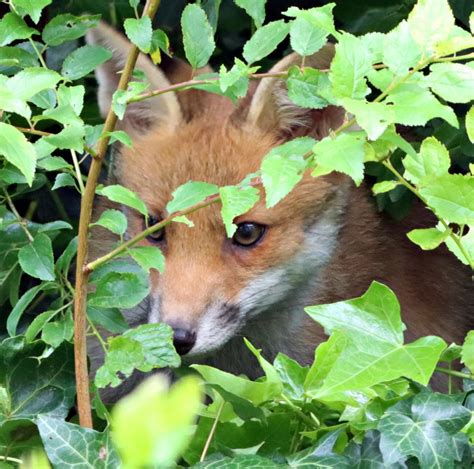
[86,22,182,134]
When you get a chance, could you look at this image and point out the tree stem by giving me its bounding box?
[73,0,161,428]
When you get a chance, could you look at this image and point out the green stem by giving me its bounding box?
[2,188,34,242]
[28,37,47,68]
[200,400,225,462]
[432,52,474,63]
[281,394,318,429]
[0,455,23,465]
[436,367,474,380]
[70,150,85,194]
[87,316,108,354]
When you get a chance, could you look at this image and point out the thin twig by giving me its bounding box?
[2,188,34,242]
[436,367,474,380]
[73,0,162,428]
[200,400,225,462]
[70,150,85,194]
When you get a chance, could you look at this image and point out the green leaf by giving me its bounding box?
[38,416,119,468]
[383,21,421,75]
[97,184,148,216]
[103,130,132,147]
[112,376,201,468]
[407,0,455,54]
[0,12,37,46]
[234,0,266,28]
[218,59,257,100]
[287,66,330,109]
[87,306,128,334]
[372,180,399,194]
[150,29,170,63]
[305,282,446,400]
[0,45,37,69]
[181,4,215,69]
[25,309,58,343]
[91,209,127,236]
[42,13,100,46]
[0,123,36,185]
[0,339,75,422]
[61,45,112,81]
[329,33,372,100]
[273,353,308,401]
[194,455,283,468]
[444,223,474,266]
[403,136,451,185]
[312,132,367,185]
[56,236,77,275]
[220,185,260,237]
[166,181,218,214]
[461,331,474,373]
[387,88,458,128]
[51,173,76,191]
[89,271,150,309]
[6,284,47,337]
[285,4,335,56]
[407,227,449,250]
[11,0,52,23]
[243,20,289,65]
[44,125,85,152]
[341,99,394,140]
[7,68,61,101]
[378,392,471,468]
[129,246,165,273]
[419,174,474,225]
[95,323,180,388]
[466,106,474,143]
[124,16,152,54]
[424,63,474,104]
[18,233,55,281]
[57,84,85,114]
[42,313,74,348]
[0,82,31,119]
[261,137,314,208]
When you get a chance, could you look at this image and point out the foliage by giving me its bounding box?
[0,0,473,468]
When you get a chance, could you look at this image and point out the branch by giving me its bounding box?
[73,0,162,428]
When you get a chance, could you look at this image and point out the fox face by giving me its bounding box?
[88,23,349,367]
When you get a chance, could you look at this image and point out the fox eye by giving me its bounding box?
[233,222,266,247]
[145,215,165,243]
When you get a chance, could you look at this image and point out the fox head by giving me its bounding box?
[88,23,350,362]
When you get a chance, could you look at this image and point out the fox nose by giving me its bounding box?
[172,328,196,355]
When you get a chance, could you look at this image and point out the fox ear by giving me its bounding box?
[86,22,182,134]
[245,44,344,139]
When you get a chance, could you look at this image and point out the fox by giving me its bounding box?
[86,23,472,401]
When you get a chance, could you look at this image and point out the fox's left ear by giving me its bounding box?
[244,44,344,139]
[86,22,182,134]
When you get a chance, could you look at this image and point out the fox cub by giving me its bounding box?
[87,23,472,400]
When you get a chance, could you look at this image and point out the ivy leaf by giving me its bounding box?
[312,132,367,186]
[305,282,446,400]
[0,339,75,422]
[424,63,474,104]
[42,13,100,46]
[287,66,330,109]
[387,88,458,128]
[329,33,372,100]
[243,20,289,65]
[273,354,308,401]
[419,174,474,225]
[378,392,471,468]
[234,0,266,28]
[341,99,394,140]
[129,246,165,273]
[11,0,52,24]
[166,181,218,214]
[0,12,37,46]
[284,4,336,56]
[407,0,454,54]
[95,324,180,388]
[97,184,148,216]
[181,4,215,69]
[91,209,127,236]
[18,233,55,281]
[124,17,152,54]
[220,185,260,237]
[88,271,150,310]
[0,123,36,185]
[403,136,451,185]
[38,416,119,468]
[261,137,314,208]
[407,227,449,250]
[62,45,112,80]
[461,331,474,373]
[112,376,201,468]
[383,21,421,75]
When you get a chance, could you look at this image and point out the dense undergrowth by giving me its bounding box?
[0,0,473,467]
